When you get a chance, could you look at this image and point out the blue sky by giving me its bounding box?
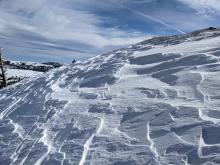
[0,0,219,63]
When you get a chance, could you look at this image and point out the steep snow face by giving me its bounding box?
[1,29,220,165]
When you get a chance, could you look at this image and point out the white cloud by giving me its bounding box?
[0,0,148,61]
[176,0,220,15]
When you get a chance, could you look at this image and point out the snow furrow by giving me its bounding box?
[1,28,220,164]
[79,117,104,165]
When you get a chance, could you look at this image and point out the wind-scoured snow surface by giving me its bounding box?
[1,29,220,165]
[7,69,43,78]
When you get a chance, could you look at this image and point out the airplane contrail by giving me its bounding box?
[112,1,186,34]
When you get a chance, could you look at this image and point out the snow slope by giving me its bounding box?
[1,28,220,165]
[6,69,43,78]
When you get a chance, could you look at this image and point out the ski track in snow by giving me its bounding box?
[1,29,220,164]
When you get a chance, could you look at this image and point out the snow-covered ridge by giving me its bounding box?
[4,60,63,72]
[8,61,52,67]
[1,61,63,88]
[1,28,220,164]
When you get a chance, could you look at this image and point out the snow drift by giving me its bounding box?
[1,28,220,164]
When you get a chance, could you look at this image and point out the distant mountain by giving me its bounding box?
[0,27,220,164]
[0,61,63,88]
[4,60,63,72]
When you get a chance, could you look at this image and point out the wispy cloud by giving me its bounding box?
[0,0,149,62]
[0,0,219,62]
[176,0,220,15]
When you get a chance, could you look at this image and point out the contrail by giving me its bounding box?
[113,1,186,34]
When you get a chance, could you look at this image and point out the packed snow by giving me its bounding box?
[6,69,43,78]
[1,28,220,164]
